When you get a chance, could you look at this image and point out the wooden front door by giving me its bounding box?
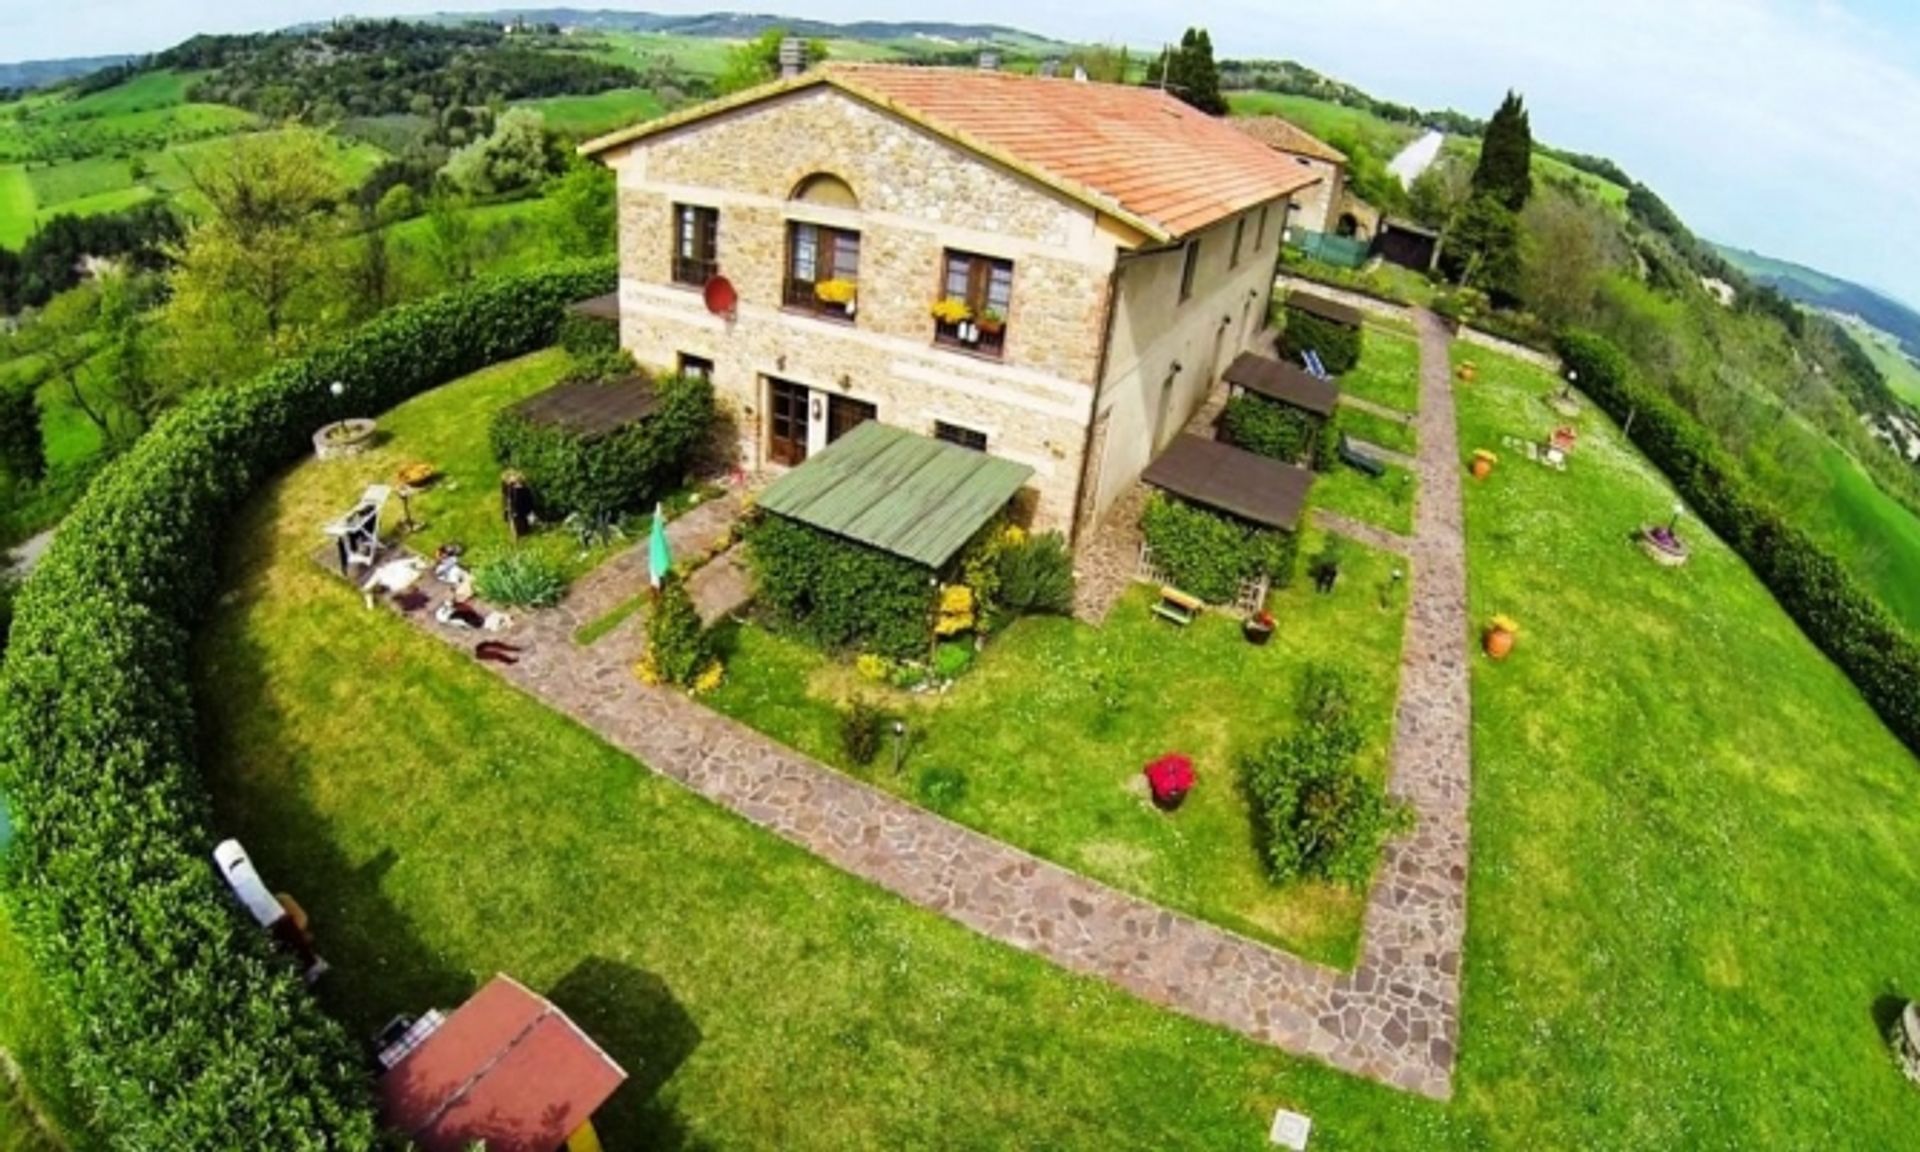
[768,378,809,466]
[828,395,876,444]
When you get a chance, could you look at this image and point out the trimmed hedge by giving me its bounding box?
[1140,493,1300,605]
[1220,394,1335,471]
[1558,330,1920,755]
[0,259,615,1147]
[1278,305,1362,375]
[489,373,715,521]
[745,514,935,659]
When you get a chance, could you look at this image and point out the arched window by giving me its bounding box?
[790,172,859,209]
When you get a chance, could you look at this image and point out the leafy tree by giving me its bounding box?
[550,159,616,258]
[95,269,170,441]
[1065,43,1130,83]
[1471,90,1534,211]
[440,108,562,197]
[1162,28,1227,115]
[347,208,399,322]
[1519,188,1618,327]
[1407,155,1472,235]
[14,284,113,444]
[0,380,45,486]
[1445,194,1523,300]
[423,189,479,283]
[375,181,422,225]
[161,127,347,386]
[716,29,829,96]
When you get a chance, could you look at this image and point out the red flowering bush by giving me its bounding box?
[1144,753,1195,808]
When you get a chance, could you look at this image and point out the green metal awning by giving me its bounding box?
[757,422,1034,568]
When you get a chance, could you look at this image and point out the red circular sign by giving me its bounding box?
[703,275,737,317]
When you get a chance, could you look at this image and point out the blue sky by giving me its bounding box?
[6,0,1918,309]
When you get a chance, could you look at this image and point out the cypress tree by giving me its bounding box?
[1166,27,1227,116]
[1472,90,1534,211]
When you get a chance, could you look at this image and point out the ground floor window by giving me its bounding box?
[767,378,810,466]
[934,421,988,452]
[678,353,714,381]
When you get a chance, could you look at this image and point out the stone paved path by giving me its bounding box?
[379,317,1474,1097]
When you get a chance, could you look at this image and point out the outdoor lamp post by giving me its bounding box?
[1667,502,1685,534]
[891,720,907,776]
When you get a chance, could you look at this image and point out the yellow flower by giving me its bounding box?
[935,584,975,637]
[930,296,973,325]
[815,278,858,305]
[998,524,1028,548]
[690,659,726,696]
[634,652,663,685]
[1488,614,1521,635]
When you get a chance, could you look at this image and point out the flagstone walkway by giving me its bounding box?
[382,312,1474,1098]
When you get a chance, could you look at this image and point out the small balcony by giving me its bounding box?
[782,278,856,323]
[934,319,1006,359]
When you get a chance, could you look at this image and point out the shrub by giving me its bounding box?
[0,383,45,485]
[1279,304,1362,374]
[933,639,974,680]
[473,547,568,607]
[639,572,714,689]
[917,764,969,812]
[744,514,934,659]
[0,258,614,1147]
[556,311,620,359]
[1241,667,1407,885]
[1220,394,1334,470]
[489,373,714,522]
[996,530,1074,616]
[1559,329,1920,757]
[1140,494,1300,604]
[838,695,887,767]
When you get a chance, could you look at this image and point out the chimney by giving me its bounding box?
[978,50,999,72]
[1038,57,1060,78]
[1073,65,1088,83]
[779,37,806,79]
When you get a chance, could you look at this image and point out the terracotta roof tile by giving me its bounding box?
[1232,117,1348,165]
[829,65,1322,239]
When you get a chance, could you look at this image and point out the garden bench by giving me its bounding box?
[1153,586,1203,626]
[1338,434,1386,478]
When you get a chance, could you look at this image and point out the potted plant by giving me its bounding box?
[1143,753,1195,811]
[1457,360,1478,383]
[815,278,857,314]
[930,296,972,326]
[1483,614,1519,660]
[1243,608,1275,645]
[1471,448,1498,480]
[976,306,1005,335]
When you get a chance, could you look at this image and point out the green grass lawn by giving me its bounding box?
[1334,404,1416,456]
[1805,440,1920,635]
[1225,91,1418,158]
[25,155,135,208]
[587,31,740,78]
[705,531,1410,967]
[0,166,31,247]
[519,88,665,140]
[1848,321,1920,405]
[1337,326,1421,415]
[194,359,1461,1151]
[1310,460,1416,537]
[1453,340,1920,1147]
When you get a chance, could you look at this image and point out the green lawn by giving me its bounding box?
[1849,321,1920,406]
[1225,91,1418,158]
[1453,340,1920,1147]
[587,31,739,78]
[1806,440,1920,635]
[706,531,1410,967]
[25,155,135,208]
[1337,326,1421,415]
[0,166,31,247]
[1334,404,1416,456]
[195,358,1458,1151]
[519,88,665,140]
[1311,460,1416,537]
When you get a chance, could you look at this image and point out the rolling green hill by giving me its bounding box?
[1716,243,1920,359]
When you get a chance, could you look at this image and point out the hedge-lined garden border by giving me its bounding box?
[0,259,615,1148]
[1558,330,1920,755]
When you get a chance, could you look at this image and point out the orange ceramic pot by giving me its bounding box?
[1458,364,1478,382]
[1484,627,1515,660]
[1471,457,1494,480]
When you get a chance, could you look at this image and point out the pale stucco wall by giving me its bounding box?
[1283,155,1342,235]
[1085,200,1293,523]
[601,86,1119,533]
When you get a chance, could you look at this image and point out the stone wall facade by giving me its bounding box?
[601,84,1291,538]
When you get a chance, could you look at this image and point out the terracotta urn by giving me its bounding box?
[1470,450,1497,480]
[1483,615,1519,660]
[1457,363,1478,383]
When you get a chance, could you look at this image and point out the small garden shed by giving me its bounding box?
[1139,433,1316,612]
[1218,351,1342,470]
[1278,291,1366,375]
[749,421,1034,657]
[490,371,712,522]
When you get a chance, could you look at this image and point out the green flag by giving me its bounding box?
[648,503,671,589]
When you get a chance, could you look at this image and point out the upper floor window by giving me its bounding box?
[784,221,860,322]
[934,249,1014,358]
[1256,205,1270,249]
[672,204,717,286]
[1231,216,1247,268]
[1179,239,1201,302]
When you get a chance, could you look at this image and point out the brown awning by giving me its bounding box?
[567,293,621,321]
[508,376,659,438]
[1285,291,1365,328]
[1223,352,1339,417]
[1142,434,1315,532]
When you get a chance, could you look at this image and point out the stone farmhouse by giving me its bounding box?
[582,62,1322,538]
[1232,116,1348,237]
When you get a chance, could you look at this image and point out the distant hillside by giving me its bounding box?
[1715,243,1920,360]
[423,9,1066,48]
[0,54,136,92]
